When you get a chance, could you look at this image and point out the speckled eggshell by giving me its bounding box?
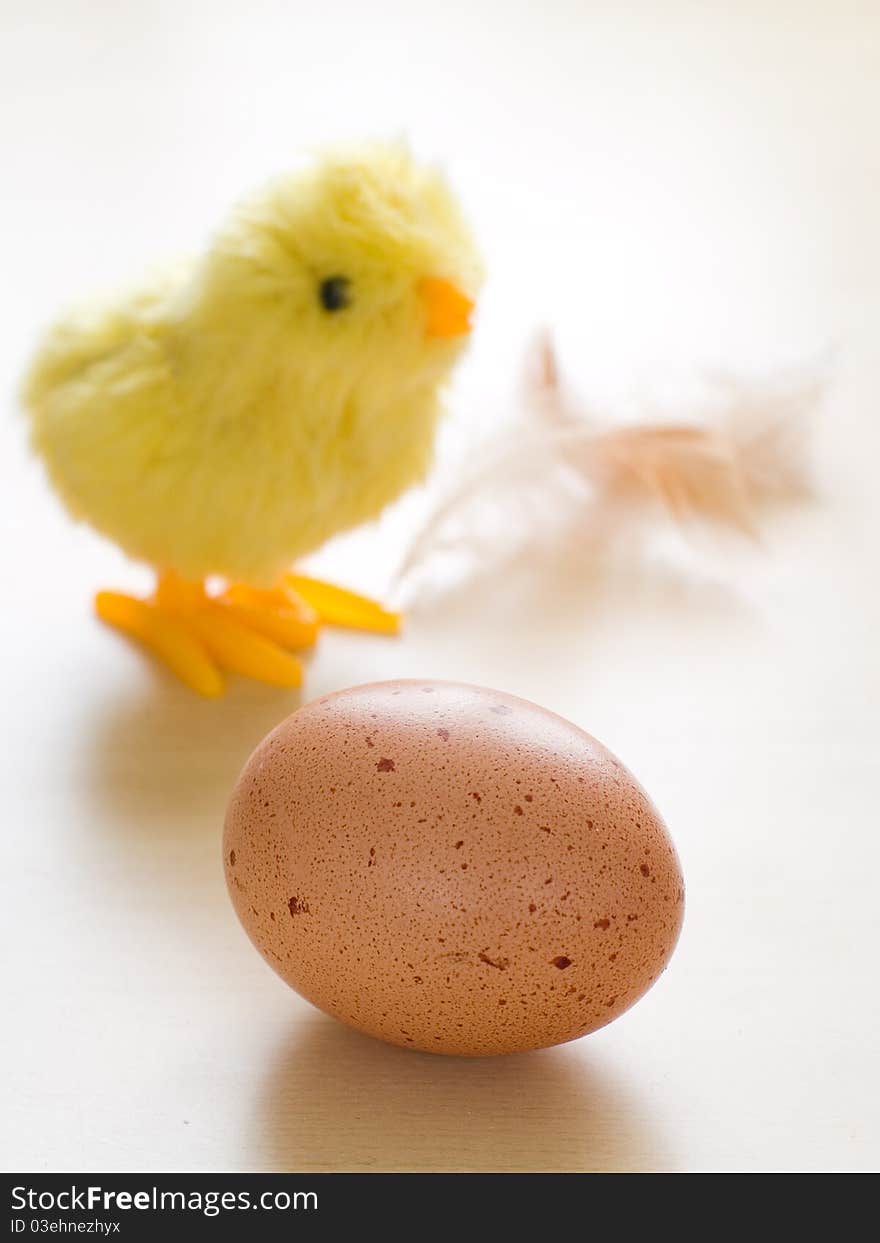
[223,680,684,1056]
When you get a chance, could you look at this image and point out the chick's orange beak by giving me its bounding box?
[418,276,474,339]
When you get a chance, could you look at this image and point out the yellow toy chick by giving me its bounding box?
[23,144,480,696]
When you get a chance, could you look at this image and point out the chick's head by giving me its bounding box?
[203,144,482,402]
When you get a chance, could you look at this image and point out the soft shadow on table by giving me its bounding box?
[402,530,759,670]
[83,676,301,834]
[255,1016,677,1173]
[79,675,304,942]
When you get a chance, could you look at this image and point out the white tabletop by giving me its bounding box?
[1,0,878,1173]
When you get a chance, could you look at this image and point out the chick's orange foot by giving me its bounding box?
[281,573,401,636]
[95,575,309,696]
[94,573,400,697]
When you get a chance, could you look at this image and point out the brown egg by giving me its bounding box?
[224,680,684,1056]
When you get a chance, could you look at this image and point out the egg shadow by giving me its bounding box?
[254,1015,676,1173]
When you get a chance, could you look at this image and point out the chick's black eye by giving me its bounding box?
[318,275,351,312]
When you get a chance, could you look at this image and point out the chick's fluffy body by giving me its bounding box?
[24,147,480,582]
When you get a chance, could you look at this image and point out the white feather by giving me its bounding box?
[392,335,817,607]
